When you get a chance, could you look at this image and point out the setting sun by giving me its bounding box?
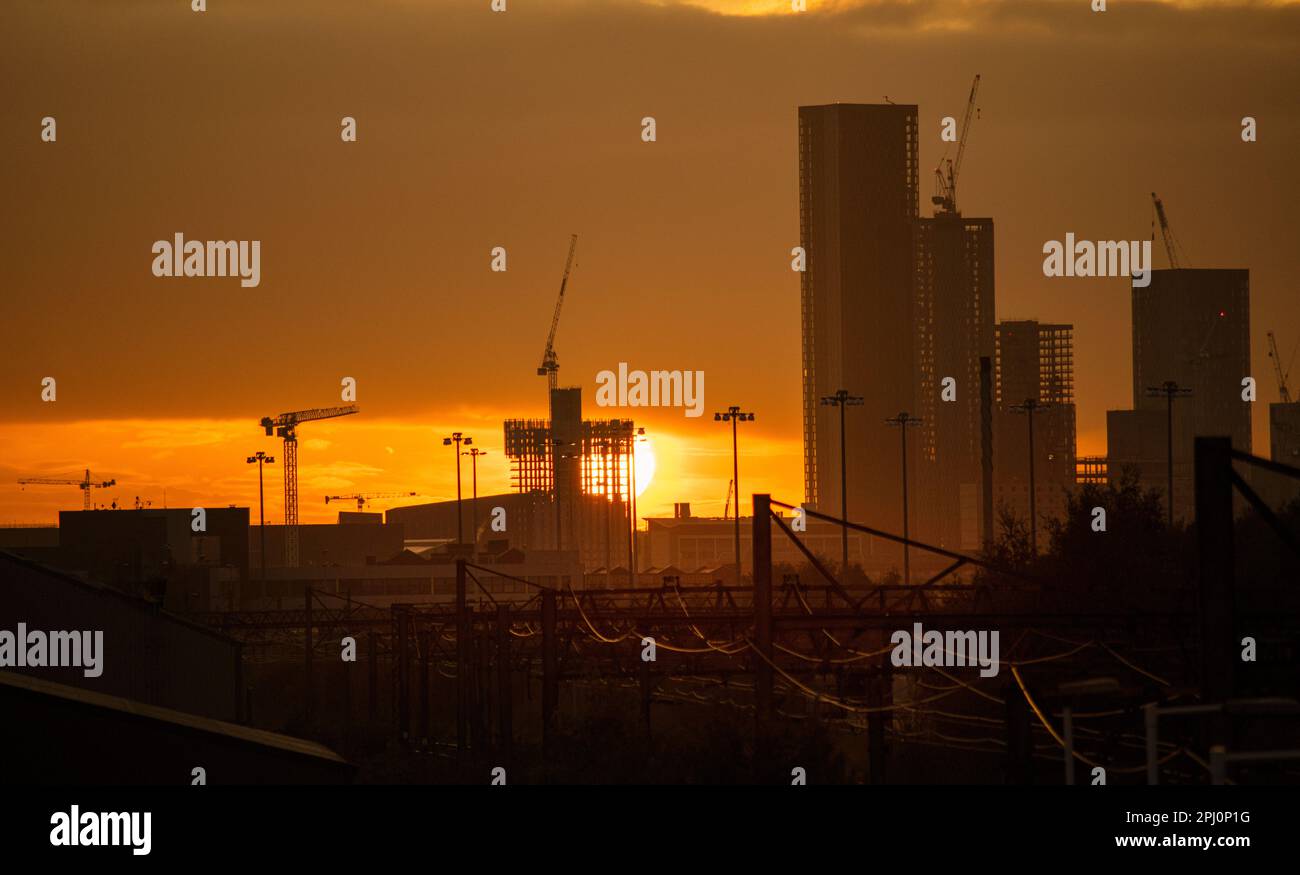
[635,436,656,498]
[576,434,657,501]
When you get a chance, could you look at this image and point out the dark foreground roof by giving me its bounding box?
[0,670,354,785]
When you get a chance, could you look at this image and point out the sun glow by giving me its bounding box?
[579,436,656,500]
[635,437,656,498]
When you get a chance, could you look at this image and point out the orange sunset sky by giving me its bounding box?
[2,0,1298,526]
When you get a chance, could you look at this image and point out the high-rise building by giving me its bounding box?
[1271,402,1300,466]
[997,321,1074,408]
[1105,408,1165,490]
[799,103,918,565]
[1132,270,1250,450]
[1108,269,1250,521]
[912,216,995,550]
[993,321,1077,544]
[1261,401,1300,509]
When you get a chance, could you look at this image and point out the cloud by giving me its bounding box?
[304,462,386,490]
[120,423,243,450]
[645,0,858,16]
[645,0,1300,41]
[654,0,1300,15]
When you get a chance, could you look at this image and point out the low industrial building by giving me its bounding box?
[386,490,633,573]
[251,522,405,570]
[58,507,249,594]
[642,503,875,579]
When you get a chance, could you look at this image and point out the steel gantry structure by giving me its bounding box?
[187,434,1300,786]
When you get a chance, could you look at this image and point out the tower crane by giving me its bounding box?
[1268,330,1294,404]
[537,234,579,394]
[260,404,359,566]
[932,74,981,216]
[326,492,417,510]
[1151,192,1190,269]
[17,469,116,510]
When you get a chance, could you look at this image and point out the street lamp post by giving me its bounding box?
[1145,381,1193,527]
[442,433,472,546]
[246,451,275,583]
[1010,399,1049,555]
[552,438,569,552]
[631,426,645,584]
[601,437,613,588]
[463,447,488,553]
[884,412,922,585]
[714,405,755,582]
[821,389,863,576]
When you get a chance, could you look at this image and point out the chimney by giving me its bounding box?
[673,502,691,519]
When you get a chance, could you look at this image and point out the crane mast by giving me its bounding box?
[538,234,579,393]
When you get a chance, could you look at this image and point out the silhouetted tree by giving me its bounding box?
[1038,470,1191,610]
[984,504,1034,572]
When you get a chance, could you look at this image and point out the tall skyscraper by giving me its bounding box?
[1108,268,1250,522]
[799,103,918,565]
[913,215,995,550]
[1132,270,1251,450]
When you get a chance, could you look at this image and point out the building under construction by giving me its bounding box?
[504,387,639,574]
[993,321,1077,540]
